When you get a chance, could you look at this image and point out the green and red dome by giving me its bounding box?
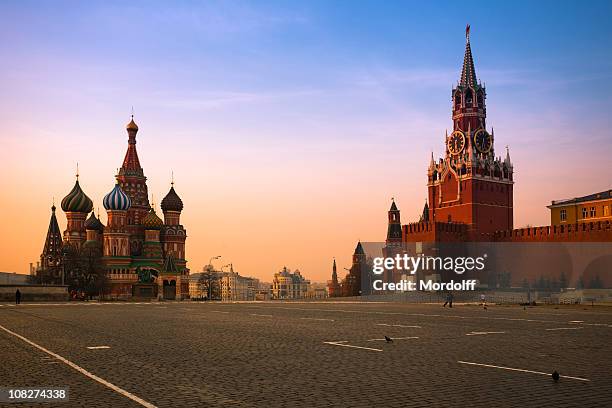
[61,179,94,213]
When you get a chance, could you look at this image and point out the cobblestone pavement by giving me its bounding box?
[0,301,611,407]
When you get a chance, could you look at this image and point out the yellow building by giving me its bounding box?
[548,190,612,225]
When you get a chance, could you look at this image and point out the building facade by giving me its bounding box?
[271,267,311,299]
[219,268,258,302]
[39,117,190,299]
[548,190,612,225]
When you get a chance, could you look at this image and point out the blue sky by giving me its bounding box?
[1,1,611,278]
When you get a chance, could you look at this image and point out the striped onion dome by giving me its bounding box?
[142,206,164,229]
[103,182,131,211]
[61,179,94,213]
[84,211,104,231]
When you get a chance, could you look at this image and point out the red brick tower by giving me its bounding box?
[383,199,403,283]
[327,258,341,297]
[427,25,513,239]
[116,116,150,255]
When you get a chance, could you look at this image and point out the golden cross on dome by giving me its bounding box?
[76,162,79,180]
[171,170,174,186]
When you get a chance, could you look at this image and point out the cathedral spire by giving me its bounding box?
[120,115,143,176]
[40,203,63,272]
[460,24,478,88]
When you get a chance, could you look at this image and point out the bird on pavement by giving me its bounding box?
[552,371,560,382]
[384,336,393,343]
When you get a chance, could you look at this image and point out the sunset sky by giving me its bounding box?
[1,1,611,282]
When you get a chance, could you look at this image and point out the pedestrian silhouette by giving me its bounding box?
[15,289,21,305]
[552,371,560,382]
[443,292,453,308]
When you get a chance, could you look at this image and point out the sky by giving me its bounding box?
[1,0,611,282]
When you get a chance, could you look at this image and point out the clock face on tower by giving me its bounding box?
[447,131,465,155]
[474,129,492,153]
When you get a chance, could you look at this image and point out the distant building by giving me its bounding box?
[188,272,206,299]
[219,266,258,301]
[271,267,310,299]
[0,272,29,285]
[548,190,612,225]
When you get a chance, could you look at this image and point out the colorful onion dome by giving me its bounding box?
[84,211,104,231]
[142,206,164,229]
[126,116,138,131]
[103,182,131,211]
[61,179,94,213]
[161,186,183,212]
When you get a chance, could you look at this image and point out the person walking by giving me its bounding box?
[15,289,21,305]
[443,292,453,308]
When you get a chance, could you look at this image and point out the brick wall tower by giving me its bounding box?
[386,199,402,245]
[383,199,403,283]
[342,242,366,296]
[61,174,94,249]
[427,25,513,238]
[327,258,341,297]
[116,116,150,256]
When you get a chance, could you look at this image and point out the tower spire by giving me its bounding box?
[460,24,477,87]
[121,115,143,176]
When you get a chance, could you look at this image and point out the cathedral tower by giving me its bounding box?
[142,205,164,259]
[161,181,186,261]
[61,174,94,248]
[102,181,132,257]
[40,204,63,272]
[116,116,150,256]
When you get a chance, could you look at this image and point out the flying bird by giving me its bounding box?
[552,371,560,382]
[384,336,393,343]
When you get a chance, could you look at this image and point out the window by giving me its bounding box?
[582,208,588,219]
[605,205,610,217]
[560,209,567,222]
[590,206,596,217]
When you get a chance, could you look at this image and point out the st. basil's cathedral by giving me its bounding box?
[39,117,189,299]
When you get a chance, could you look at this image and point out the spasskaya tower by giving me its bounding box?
[425,25,513,238]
